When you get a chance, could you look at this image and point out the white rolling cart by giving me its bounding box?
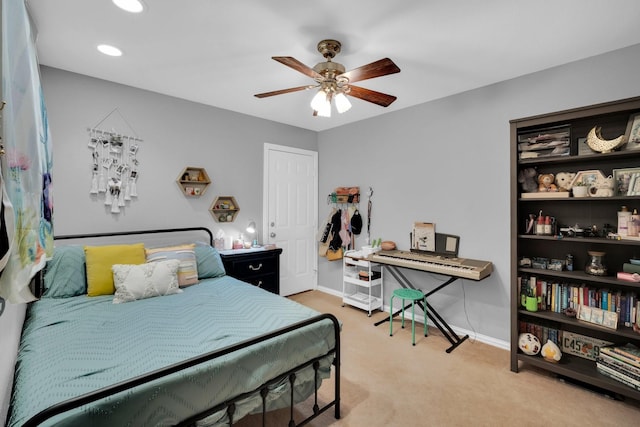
[342,250,384,316]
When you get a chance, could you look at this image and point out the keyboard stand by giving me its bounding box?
[373,265,469,353]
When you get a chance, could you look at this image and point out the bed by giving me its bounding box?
[6,227,340,426]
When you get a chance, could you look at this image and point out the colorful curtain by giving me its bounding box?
[0,0,54,303]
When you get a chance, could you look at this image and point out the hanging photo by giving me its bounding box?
[115,163,127,176]
[110,135,123,154]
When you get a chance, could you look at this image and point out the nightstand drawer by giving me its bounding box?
[219,248,283,295]
[243,273,278,294]
[231,257,277,277]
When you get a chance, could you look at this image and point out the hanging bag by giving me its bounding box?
[326,246,344,261]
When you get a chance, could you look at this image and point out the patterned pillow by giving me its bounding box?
[194,243,226,279]
[145,244,199,287]
[112,259,182,304]
[42,245,87,298]
[85,243,146,296]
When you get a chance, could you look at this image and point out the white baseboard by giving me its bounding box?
[315,285,509,351]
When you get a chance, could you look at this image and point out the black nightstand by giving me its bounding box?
[219,248,283,295]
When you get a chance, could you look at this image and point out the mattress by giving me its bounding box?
[8,276,335,426]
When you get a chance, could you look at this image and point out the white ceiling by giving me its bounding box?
[26,0,640,132]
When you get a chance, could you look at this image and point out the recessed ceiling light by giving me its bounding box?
[112,0,145,13]
[97,44,123,57]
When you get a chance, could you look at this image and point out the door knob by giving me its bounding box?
[270,232,276,238]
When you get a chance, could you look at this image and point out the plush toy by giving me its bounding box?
[555,172,576,192]
[518,167,538,193]
[538,173,557,192]
[541,339,562,363]
[518,333,541,355]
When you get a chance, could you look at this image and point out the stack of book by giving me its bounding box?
[597,344,640,391]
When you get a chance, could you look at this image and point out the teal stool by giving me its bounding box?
[390,288,427,346]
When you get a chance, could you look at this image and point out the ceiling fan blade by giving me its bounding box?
[272,56,323,80]
[340,58,400,83]
[254,85,316,98]
[348,85,397,107]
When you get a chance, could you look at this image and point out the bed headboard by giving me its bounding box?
[34,227,214,297]
[53,227,213,246]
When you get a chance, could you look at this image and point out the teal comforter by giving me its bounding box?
[9,276,335,426]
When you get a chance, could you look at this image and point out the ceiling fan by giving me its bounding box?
[254,39,401,117]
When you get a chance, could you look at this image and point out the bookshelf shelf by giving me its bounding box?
[516,353,640,400]
[518,267,640,289]
[510,96,640,402]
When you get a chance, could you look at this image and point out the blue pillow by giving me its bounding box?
[194,243,226,279]
[42,245,87,298]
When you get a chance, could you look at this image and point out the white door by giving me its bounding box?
[263,143,318,296]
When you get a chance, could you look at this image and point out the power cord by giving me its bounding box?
[461,280,478,343]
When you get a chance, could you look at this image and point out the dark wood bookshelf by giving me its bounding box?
[510,96,640,403]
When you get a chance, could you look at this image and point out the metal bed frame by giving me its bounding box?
[21,227,341,427]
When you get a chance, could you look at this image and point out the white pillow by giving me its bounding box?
[112,259,182,304]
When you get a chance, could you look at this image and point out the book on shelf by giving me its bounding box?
[598,353,640,379]
[600,345,640,369]
[518,274,639,328]
[609,343,640,362]
[596,363,640,391]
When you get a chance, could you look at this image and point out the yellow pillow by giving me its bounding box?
[84,243,146,296]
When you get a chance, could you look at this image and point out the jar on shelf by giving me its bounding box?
[585,251,607,276]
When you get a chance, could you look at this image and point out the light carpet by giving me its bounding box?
[235,290,640,426]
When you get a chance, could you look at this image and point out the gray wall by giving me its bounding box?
[36,44,640,349]
[41,66,318,238]
[318,43,640,345]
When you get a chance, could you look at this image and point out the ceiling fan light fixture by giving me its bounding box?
[310,90,328,112]
[316,101,331,118]
[255,39,400,116]
[334,92,352,114]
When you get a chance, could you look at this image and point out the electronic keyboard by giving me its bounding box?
[370,249,493,281]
